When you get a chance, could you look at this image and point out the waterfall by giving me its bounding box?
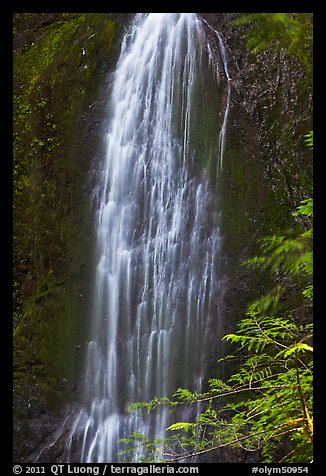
[203,17,232,171]
[66,13,230,463]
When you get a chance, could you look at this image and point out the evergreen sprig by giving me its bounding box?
[121,195,313,463]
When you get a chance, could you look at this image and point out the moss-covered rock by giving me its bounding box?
[199,13,312,369]
[13,12,128,462]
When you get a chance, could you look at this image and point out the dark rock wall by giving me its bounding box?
[13,12,129,461]
[200,12,312,362]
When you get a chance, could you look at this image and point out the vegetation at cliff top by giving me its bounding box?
[230,13,312,72]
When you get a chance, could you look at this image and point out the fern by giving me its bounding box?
[230,13,312,70]
[293,198,313,218]
[281,343,313,359]
[208,378,232,394]
[302,285,313,300]
[123,193,313,463]
[303,131,313,150]
[172,387,198,403]
[167,422,195,432]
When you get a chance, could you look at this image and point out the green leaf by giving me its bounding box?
[292,198,313,218]
[167,422,195,432]
[302,285,313,300]
[283,343,313,358]
[173,388,197,402]
[208,378,231,393]
[304,131,313,150]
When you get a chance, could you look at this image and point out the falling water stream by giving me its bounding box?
[66,13,231,463]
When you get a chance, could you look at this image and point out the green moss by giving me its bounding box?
[16,284,72,382]
[13,13,119,419]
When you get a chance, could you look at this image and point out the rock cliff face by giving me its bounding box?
[200,12,312,354]
[13,13,312,462]
[13,13,130,461]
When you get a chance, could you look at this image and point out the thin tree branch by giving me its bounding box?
[163,423,302,462]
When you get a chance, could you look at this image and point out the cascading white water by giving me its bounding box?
[66,12,231,463]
